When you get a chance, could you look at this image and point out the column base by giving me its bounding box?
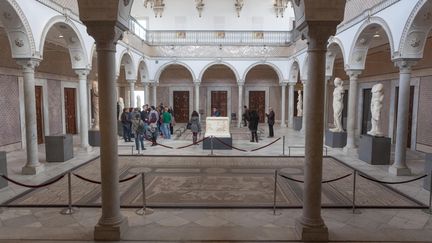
[21,163,44,175]
[343,145,357,154]
[80,145,93,153]
[389,165,411,176]
[94,217,128,241]
[295,218,329,242]
[280,123,287,128]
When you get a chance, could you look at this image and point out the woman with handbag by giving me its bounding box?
[189,111,201,145]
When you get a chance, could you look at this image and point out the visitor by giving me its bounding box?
[266,107,275,138]
[242,105,249,127]
[148,106,159,146]
[169,107,175,135]
[211,107,221,117]
[248,110,259,143]
[161,107,172,139]
[189,111,201,145]
[131,113,146,153]
[120,108,131,142]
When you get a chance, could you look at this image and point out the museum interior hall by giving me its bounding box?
[1,0,432,242]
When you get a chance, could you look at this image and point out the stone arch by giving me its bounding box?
[0,0,37,58]
[198,61,240,82]
[397,0,432,59]
[119,51,137,81]
[242,62,283,83]
[347,16,394,70]
[289,60,300,83]
[39,16,89,69]
[155,61,195,82]
[138,59,149,82]
[326,37,345,77]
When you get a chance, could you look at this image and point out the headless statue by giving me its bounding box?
[91,81,99,130]
[330,77,345,132]
[367,83,384,137]
[118,97,124,121]
[297,90,303,117]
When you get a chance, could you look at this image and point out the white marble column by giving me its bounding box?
[17,59,44,175]
[300,80,307,133]
[143,82,150,105]
[128,81,135,108]
[152,82,157,106]
[389,60,417,176]
[280,82,287,127]
[344,70,362,151]
[84,24,128,239]
[288,82,295,128]
[238,80,244,128]
[194,80,200,112]
[75,69,90,150]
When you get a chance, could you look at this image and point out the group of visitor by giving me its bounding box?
[120,103,175,152]
[242,106,275,142]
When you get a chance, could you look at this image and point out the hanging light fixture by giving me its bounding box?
[234,0,244,17]
[144,0,165,18]
[195,0,205,17]
[273,0,289,18]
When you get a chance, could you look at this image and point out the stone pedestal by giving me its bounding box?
[0,151,7,189]
[89,130,101,147]
[94,218,128,241]
[424,154,432,191]
[45,135,74,162]
[358,135,391,165]
[325,130,347,148]
[293,117,302,131]
[203,136,233,150]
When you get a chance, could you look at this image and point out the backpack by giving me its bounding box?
[150,112,157,123]
[137,122,145,134]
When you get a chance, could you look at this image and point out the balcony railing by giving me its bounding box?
[129,18,292,46]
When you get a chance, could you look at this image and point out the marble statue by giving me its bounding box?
[297,90,303,117]
[118,97,124,121]
[136,95,142,109]
[330,77,345,132]
[367,83,384,137]
[91,81,99,129]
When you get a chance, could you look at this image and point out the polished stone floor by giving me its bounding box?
[0,125,431,242]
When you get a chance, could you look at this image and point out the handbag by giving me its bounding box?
[186,122,191,129]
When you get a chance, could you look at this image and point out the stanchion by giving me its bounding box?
[131,146,134,155]
[210,136,214,156]
[352,170,361,214]
[60,172,75,215]
[272,170,281,215]
[282,136,285,156]
[288,146,291,157]
[423,170,432,215]
[136,172,153,215]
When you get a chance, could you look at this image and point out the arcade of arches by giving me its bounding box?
[0,0,431,242]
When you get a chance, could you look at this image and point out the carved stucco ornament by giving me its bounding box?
[410,37,421,48]
[124,0,131,6]
[74,55,82,61]
[3,12,12,21]
[14,39,24,47]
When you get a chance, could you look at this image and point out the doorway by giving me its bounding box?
[64,88,77,134]
[35,86,44,144]
[249,91,265,123]
[211,91,228,116]
[173,91,190,123]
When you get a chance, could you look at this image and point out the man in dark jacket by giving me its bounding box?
[266,107,275,138]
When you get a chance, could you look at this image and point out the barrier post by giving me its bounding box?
[60,172,75,215]
[272,170,281,215]
[282,136,285,156]
[288,146,291,157]
[136,172,153,215]
[210,136,214,156]
[352,170,361,214]
[131,145,134,155]
[424,170,432,215]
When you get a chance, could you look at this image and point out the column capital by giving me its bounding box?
[193,80,201,86]
[288,82,296,87]
[303,22,340,51]
[74,69,91,78]
[279,82,288,87]
[84,23,124,51]
[393,59,418,74]
[345,70,362,80]
[16,58,41,71]
[237,79,245,86]
[127,79,136,84]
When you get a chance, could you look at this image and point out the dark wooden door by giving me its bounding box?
[64,88,77,134]
[211,91,227,116]
[361,88,372,135]
[173,91,189,123]
[249,91,265,123]
[35,86,44,144]
[394,86,415,148]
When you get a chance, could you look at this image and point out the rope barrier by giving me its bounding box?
[213,137,248,152]
[73,173,139,184]
[176,136,209,149]
[0,174,65,188]
[279,173,352,184]
[144,137,175,149]
[358,173,427,185]
[251,137,281,152]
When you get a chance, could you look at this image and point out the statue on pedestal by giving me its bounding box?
[330,77,345,132]
[118,97,124,121]
[297,90,303,117]
[136,95,142,109]
[91,81,99,130]
[367,83,384,137]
